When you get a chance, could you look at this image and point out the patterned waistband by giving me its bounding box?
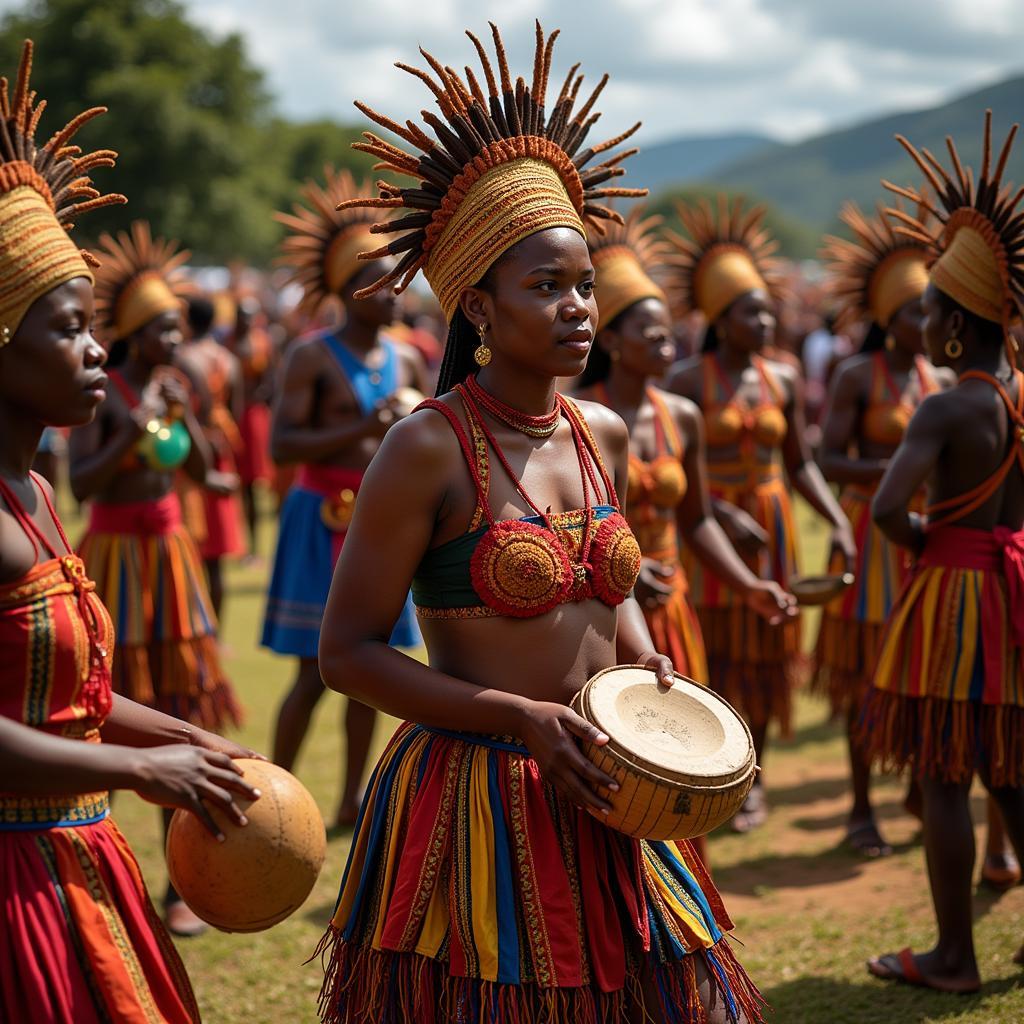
[0,791,110,831]
[419,724,530,755]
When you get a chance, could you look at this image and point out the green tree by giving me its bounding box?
[0,0,380,265]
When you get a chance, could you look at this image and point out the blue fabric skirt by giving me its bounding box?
[262,486,420,658]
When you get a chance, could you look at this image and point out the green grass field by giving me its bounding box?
[109,504,1024,1023]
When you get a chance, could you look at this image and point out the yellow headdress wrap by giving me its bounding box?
[663,196,784,323]
[275,167,379,317]
[884,110,1024,358]
[341,21,647,322]
[93,222,192,343]
[822,201,929,330]
[0,41,125,345]
[588,206,668,327]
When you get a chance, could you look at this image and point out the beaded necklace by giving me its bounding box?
[464,374,561,438]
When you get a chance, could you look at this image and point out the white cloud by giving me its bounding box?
[1,0,1019,144]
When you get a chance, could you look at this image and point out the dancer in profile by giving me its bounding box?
[863,112,1024,993]
[314,23,765,1023]
[264,168,426,829]
[665,199,855,831]
[70,222,243,935]
[814,200,943,856]
[0,40,259,1021]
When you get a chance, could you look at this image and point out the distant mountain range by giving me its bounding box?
[625,132,775,197]
[639,73,1024,255]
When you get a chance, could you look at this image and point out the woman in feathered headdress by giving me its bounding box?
[862,112,1024,993]
[0,41,260,1019]
[813,200,946,857]
[664,197,855,832]
[312,23,766,1023]
[576,206,794,857]
[68,220,245,935]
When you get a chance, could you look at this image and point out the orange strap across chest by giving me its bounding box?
[925,369,1024,528]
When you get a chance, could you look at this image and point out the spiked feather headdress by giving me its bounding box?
[822,201,930,330]
[275,167,380,317]
[884,110,1024,339]
[94,221,192,342]
[663,196,785,323]
[0,40,125,344]
[341,21,647,321]
[588,206,669,326]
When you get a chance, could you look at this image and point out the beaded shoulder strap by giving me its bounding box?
[559,396,621,508]
[415,399,492,532]
[925,369,1024,528]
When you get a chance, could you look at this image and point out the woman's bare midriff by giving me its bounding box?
[419,599,618,710]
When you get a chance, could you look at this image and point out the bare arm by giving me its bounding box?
[269,341,383,465]
[676,401,795,622]
[100,694,263,759]
[818,360,886,485]
[872,396,947,555]
[0,715,256,837]
[68,403,144,502]
[780,367,856,565]
[399,342,431,394]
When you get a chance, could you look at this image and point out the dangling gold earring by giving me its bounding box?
[944,335,963,360]
[885,334,895,351]
[474,322,491,367]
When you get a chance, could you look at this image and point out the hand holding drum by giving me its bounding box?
[571,666,756,840]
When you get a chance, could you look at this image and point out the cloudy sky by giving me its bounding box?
[183,1,1024,142]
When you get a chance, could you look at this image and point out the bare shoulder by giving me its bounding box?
[910,388,963,433]
[831,353,874,391]
[653,386,702,434]
[376,395,469,480]
[566,395,628,457]
[665,355,703,396]
[280,332,330,380]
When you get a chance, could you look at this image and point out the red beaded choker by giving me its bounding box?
[464,374,560,438]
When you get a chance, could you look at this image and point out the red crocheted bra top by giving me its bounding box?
[412,385,641,619]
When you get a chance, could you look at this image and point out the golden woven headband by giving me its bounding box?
[694,246,767,323]
[340,21,646,321]
[0,41,124,346]
[884,110,1024,355]
[871,250,928,327]
[426,156,584,319]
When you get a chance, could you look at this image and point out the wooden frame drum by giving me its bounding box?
[572,665,756,840]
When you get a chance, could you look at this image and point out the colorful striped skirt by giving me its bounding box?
[813,484,913,714]
[79,494,242,730]
[859,525,1024,786]
[642,556,709,685]
[684,465,801,733]
[0,796,199,1023]
[315,723,763,1024]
